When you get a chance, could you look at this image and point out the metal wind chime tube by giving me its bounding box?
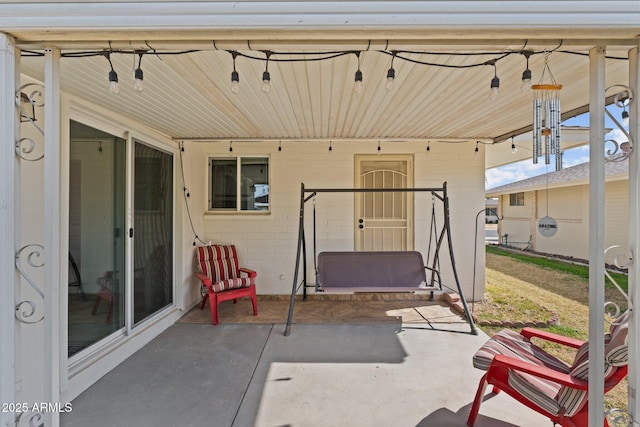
[533,97,542,163]
[532,56,563,171]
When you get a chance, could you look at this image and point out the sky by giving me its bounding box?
[485,105,630,190]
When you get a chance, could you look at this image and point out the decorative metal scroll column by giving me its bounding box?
[0,32,18,427]
[588,45,606,427]
[628,44,640,427]
[44,46,62,427]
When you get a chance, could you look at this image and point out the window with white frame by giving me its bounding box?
[208,156,269,212]
[509,192,524,206]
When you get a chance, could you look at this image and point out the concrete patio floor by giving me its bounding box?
[62,299,550,427]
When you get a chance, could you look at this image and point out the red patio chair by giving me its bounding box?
[195,244,258,325]
[467,311,629,427]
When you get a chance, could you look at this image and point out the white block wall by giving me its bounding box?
[180,139,486,301]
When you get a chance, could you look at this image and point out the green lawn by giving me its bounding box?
[486,245,628,292]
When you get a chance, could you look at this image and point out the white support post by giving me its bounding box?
[0,32,18,427]
[43,46,61,427]
[588,45,606,427]
[628,43,640,426]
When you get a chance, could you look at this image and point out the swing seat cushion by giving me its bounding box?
[317,251,432,292]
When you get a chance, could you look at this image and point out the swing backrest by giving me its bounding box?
[317,251,427,291]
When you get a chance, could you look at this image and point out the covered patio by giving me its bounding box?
[62,305,550,427]
[1,2,640,427]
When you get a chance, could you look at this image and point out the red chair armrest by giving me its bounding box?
[520,327,585,349]
[195,272,212,287]
[239,267,257,278]
[490,354,588,390]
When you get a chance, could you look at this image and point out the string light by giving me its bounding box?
[54,40,625,98]
[377,141,381,152]
[489,60,499,101]
[230,51,240,94]
[475,141,479,153]
[511,137,518,154]
[261,51,272,93]
[385,52,396,91]
[354,52,363,94]
[520,51,532,92]
[104,52,119,94]
[622,107,630,127]
[328,141,333,152]
[278,141,282,152]
[229,141,233,152]
[426,141,430,152]
[133,52,144,92]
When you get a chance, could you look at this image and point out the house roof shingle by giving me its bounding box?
[485,159,629,197]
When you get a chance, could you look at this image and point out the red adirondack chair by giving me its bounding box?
[195,244,258,325]
[468,312,629,427]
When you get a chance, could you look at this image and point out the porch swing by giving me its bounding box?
[284,181,477,336]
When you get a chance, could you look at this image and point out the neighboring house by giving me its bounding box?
[486,160,629,259]
[485,198,499,224]
[0,2,639,426]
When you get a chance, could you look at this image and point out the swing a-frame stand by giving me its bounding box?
[284,181,478,336]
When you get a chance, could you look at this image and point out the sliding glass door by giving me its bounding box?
[133,141,173,325]
[68,121,126,356]
[68,122,174,357]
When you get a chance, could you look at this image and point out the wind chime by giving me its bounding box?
[532,56,563,171]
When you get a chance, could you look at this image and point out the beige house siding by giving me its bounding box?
[183,139,486,298]
[497,179,628,261]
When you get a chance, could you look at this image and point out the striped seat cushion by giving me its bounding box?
[556,313,629,417]
[196,245,253,293]
[508,371,563,416]
[472,328,570,373]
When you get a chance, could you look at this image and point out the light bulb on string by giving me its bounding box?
[622,107,630,127]
[261,51,272,93]
[475,141,480,153]
[354,52,363,94]
[354,70,363,94]
[385,52,396,91]
[489,61,500,101]
[231,71,240,94]
[133,53,144,92]
[511,137,518,154]
[105,52,119,94]
[230,51,240,94]
[520,51,532,92]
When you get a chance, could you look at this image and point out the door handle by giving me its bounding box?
[358,224,364,229]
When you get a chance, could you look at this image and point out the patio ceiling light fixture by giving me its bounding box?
[133,52,144,92]
[34,39,631,101]
[520,50,533,92]
[532,55,562,170]
[230,51,240,94]
[622,106,630,127]
[511,137,518,154]
[261,51,272,93]
[385,52,396,91]
[354,52,363,94]
[104,52,119,94]
[488,60,500,101]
